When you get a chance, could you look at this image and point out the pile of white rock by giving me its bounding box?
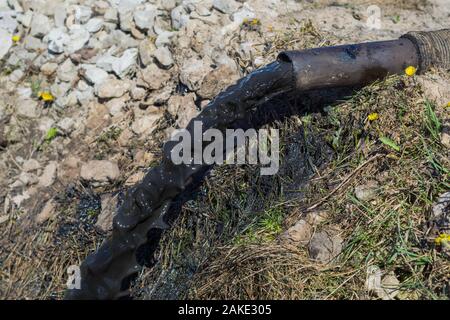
[0,0,277,112]
[0,0,305,216]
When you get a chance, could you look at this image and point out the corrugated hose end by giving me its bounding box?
[402,29,450,72]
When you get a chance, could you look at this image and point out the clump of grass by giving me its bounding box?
[45,127,58,142]
[30,78,42,98]
[424,100,441,141]
[234,207,285,245]
[92,126,123,160]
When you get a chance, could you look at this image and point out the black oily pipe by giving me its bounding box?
[65,29,450,299]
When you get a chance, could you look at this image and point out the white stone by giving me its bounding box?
[80,160,120,184]
[96,53,116,72]
[23,159,41,172]
[105,94,129,115]
[38,117,55,133]
[8,69,23,82]
[195,3,212,16]
[30,13,52,38]
[16,87,31,99]
[81,64,109,85]
[17,10,33,28]
[24,35,46,51]
[12,192,30,207]
[57,117,76,134]
[85,17,103,33]
[171,5,189,30]
[118,0,143,32]
[95,194,118,232]
[7,49,36,66]
[16,99,39,118]
[154,29,175,48]
[66,25,90,53]
[77,79,89,91]
[75,86,94,105]
[94,1,110,15]
[161,0,176,11]
[104,8,118,23]
[54,4,67,28]
[111,48,138,78]
[95,78,130,98]
[8,0,23,13]
[119,10,133,32]
[8,0,23,12]
[118,0,144,10]
[0,0,9,9]
[355,181,379,201]
[11,172,38,188]
[153,46,174,68]
[130,85,146,100]
[39,161,57,187]
[102,29,139,50]
[232,4,255,24]
[180,57,212,91]
[167,93,198,128]
[55,92,78,108]
[213,0,240,14]
[47,28,69,54]
[0,27,12,60]
[138,39,156,66]
[35,199,56,223]
[0,12,18,33]
[74,5,92,24]
[40,62,58,76]
[50,82,71,98]
[57,59,77,82]
[138,63,171,90]
[131,113,162,135]
[133,7,157,30]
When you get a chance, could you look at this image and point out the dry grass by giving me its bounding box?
[0,202,103,299]
[189,244,354,300]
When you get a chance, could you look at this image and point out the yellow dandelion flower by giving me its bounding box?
[434,233,450,245]
[39,91,54,102]
[251,18,260,25]
[446,101,450,108]
[405,66,417,77]
[367,112,379,121]
[12,35,21,42]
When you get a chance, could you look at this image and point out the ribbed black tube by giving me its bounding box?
[65,60,293,299]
